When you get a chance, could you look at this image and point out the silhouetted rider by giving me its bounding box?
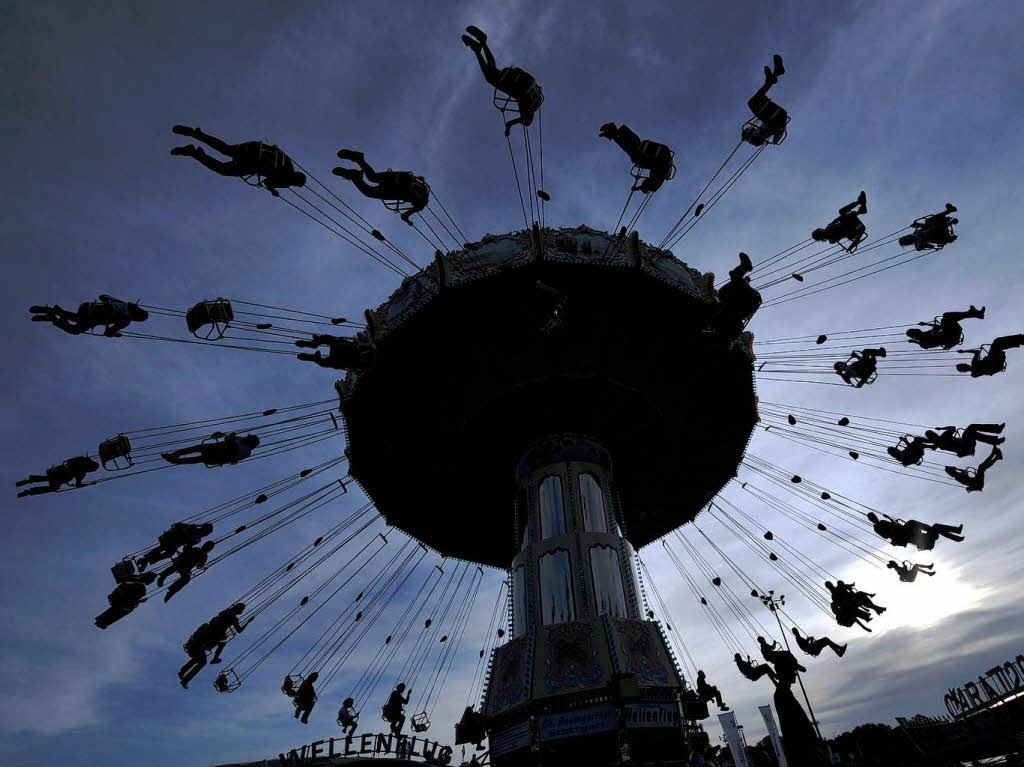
[170,126,305,197]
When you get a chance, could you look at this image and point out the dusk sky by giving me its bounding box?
[2,1,1023,765]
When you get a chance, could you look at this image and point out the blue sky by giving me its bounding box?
[2,1,1023,764]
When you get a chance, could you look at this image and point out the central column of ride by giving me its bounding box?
[484,434,688,766]
[338,225,759,765]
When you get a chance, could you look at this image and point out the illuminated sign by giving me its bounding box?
[624,703,680,728]
[943,654,1024,719]
[278,732,453,765]
[538,706,616,741]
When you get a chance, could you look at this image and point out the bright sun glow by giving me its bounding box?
[839,560,991,634]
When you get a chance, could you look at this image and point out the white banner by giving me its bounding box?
[717,711,751,767]
[758,704,788,767]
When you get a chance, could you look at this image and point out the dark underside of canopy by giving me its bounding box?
[343,261,757,568]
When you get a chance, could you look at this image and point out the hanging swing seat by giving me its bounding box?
[380,172,431,214]
[908,216,956,251]
[742,112,791,145]
[839,353,878,387]
[411,711,431,732]
[110,556,139,584]
[977,344,1008,373]
[186,298,234,341]
[492,68,544,116]
[629,142,677,186]
[98,433,133,470]
[238,143,289,189]
[931,315,965,346]
[200,432,239,467]
[282,674,303,697]
[895,435,925,465]
[214,668,241,693]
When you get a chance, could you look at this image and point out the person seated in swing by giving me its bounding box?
[598,123,675,193]
[137,522,214,571]
[695,670,728,711]
[169,125,305,197]
[886,560,935,583]
[332,150,429,225]
[295,331,374,371]
[886,434,932,466]
[829,596,874,632]
[945,444,1003,492]
[161,433,259,466]
[836,581,885,615]
[716,252,762,335]
[202,603,248,664]
[791,627,846,658]
[734,653,777,684]
[906,305,985,350]
[757,636,806,679]
[383,682,412,735]
[16,455,99,498]
[899,204,958,250]
[338,697,359,737]
[95,569,156,629]
[30,295,149,337]
[293,672,318,724]
[924,422,1004,457]
[178,620,212,689]
[957,334,1024,377]
[826,581,883,633]
[812,191,868,250]
[866,512,964,550]
[833,347,885,387]
[826,581,875,628]
[461,25,543,136]
[742,54,788,146]
[157,541,215,602]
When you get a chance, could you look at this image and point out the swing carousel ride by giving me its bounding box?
[17,24,1017,767]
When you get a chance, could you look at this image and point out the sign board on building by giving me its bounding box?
[625,702,680,728]
[539,706,616,742]
[490,721,531,756]
[943,654,1024,719]
[277,732,452,765]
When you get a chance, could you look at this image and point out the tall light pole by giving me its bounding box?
[759,591,824,741]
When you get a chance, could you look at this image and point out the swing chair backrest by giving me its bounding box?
[282,674,304,696]
[98,433,134,470]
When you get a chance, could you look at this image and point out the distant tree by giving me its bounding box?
[826,722,927,766]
